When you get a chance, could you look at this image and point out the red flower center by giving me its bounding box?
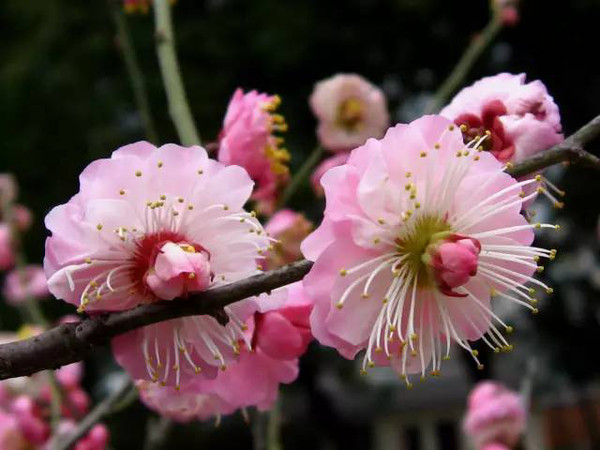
[454,100,515,163]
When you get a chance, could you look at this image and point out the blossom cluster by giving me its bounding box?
[0,329,108,449]
[37,68,563,430]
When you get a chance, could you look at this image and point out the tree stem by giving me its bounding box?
[110,0,159,143]
[153,0,200,146]
[425,15,503,114]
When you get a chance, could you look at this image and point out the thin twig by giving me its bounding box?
[278,146,324,208]
[153,0,200,145]
[52,378,133,450]
[425,15,503,114]
[109,0,159,143]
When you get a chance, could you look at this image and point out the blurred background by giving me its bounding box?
[1,0,600,448]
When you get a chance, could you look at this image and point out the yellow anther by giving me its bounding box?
[554,202,564,209]
[530,298,538,305]
[532,308,539,314]
[415,202,421,209]
[474,155,480,161]
[188,272,196,279]
[119,189,125,195]
[135,170,142,177]
[546,287,554,294]
[197,169,204,175]
[471,350,479,356]
[456,151,462,157]
[368,361,375,368]
[360,293,370,299]
[406,382,414,390]
[434,143,441,149]
[405,171,412,178]
[220,365,227,371]
[477,364,484,371]
[555,224,561,231]
[410,350,417,357]
[223,205,229,211]
[157,161,164,168]
[339,269,347,277]
[373,237,381,244]
[485,130,491,136]
[460,124,468,132]
[420,151,427,158]
[172,211,179,216]
[443,355,451,361]
[535,174,542,182]
[536,266,544,273]
[374,347,383,353]
[506,326,514,334]
[359,369,368,376]
[382,297,388,304]
[335,302,343,310]
[449,125,455,131]
[534,222,542,229]
[187,205,194,210]
[377,218,385,225]
[84,258,92,264]
[96,224,103,230]
[533,256,540,262]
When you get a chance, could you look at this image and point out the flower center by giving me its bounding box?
[395,215,452,287]
[455,100,515,163]
[129,231,209,300]
[337,98,364,132]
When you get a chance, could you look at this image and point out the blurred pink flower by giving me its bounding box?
[310,153,350,197]
[0,409,28,449]
[218,89,290,215]
[464,381,526,449]
[11,396,50,445]
[0,174,17,206]
[3,265,49,305]
[12,204,33,232]
[264,209,313,270]
[440,73,563,164]
[493,0,520,26]
[54,421,109,450]
[0,223,15,271]
[44,142,270,387]
[138,283,312,420]
[301,115,556,383]
[310,74,390,152]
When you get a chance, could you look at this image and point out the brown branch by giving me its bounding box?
[507,114,600,178]
[0,260,312,380]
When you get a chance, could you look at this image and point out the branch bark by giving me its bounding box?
[507,114,600,177]
[0,260,312,380]
[0,116,598,382]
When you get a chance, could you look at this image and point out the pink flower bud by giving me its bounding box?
[74,424,109,450]
[0,223,15,271]
[0,174,17,205]
[264,210,313,270]
[2,265,49,305]
[427,235,481,297]
[12,204,33,232]
[145,242,211,300]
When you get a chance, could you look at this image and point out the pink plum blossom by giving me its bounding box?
[310,74,390,152]
[44,142,271,388]
[53,421,109,450]
[138,282,312,420]
[218,89,290,215]
[0,223,15,270]
[440,73,563,165]
[264,209,313,270]
[440,73,564,207]
[3,265,49,305]
[311,153,350,197]
[464,381,526,449]
[301,115,557,384]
